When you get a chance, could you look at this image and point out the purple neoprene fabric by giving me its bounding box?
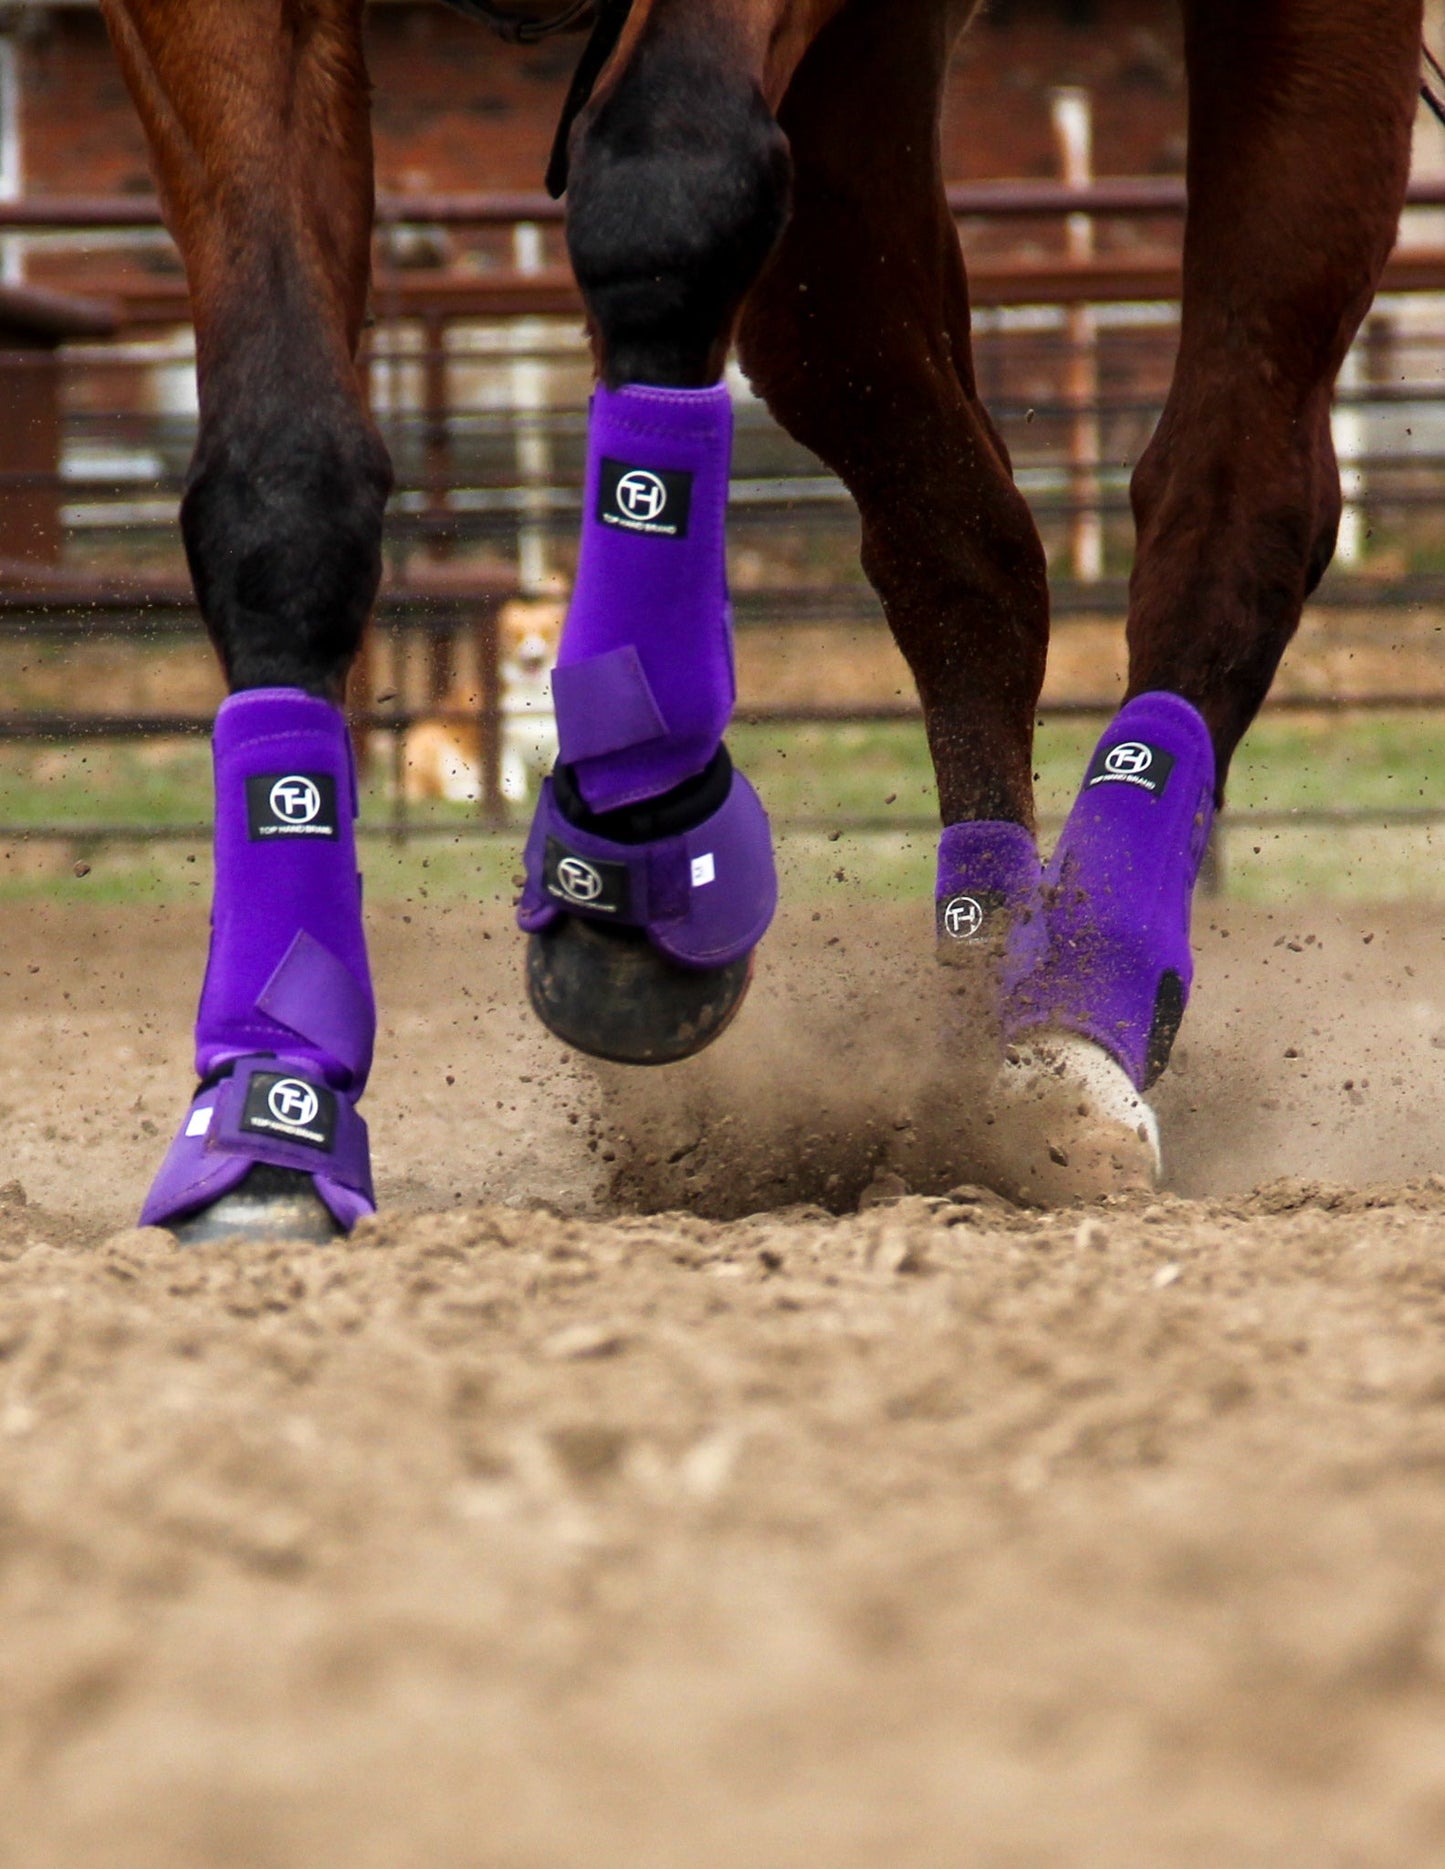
[518,766,777,969]
[553,381,734,813]
[935,819,1040,948]
[140,690,376,1231]
[1003,691,1216,1090]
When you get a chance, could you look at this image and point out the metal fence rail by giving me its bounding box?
[2,182,1445,847]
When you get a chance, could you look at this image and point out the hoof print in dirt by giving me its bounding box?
[526,918,753,1067]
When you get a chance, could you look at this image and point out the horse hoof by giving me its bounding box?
[526,916,753,1065]
[985,1031,1161,1205]
[170,1163,344,1245]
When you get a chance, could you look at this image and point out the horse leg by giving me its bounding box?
[517,0,852,1063]
[102,0,390,1239]
[1003,0,1420,1189]
[738,0,1046,932]
[734,0,1138,1199]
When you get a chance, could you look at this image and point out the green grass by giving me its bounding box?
[4,712,1445,906]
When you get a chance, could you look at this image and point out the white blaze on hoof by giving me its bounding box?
[985,1031,1161,1205]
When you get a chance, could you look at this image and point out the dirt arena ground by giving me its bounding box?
[6,887,1445,1866]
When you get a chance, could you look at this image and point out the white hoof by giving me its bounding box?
[984,1031,1160,1205]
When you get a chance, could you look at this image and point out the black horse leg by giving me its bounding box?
[518,0,824,1064]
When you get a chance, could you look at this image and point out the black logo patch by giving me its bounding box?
[1085,739,1176,797]
[240,1072,337,1151]
[597,458,693,538]
[246,772,339,840]
[937,889,1007,943]
[543,837,631,917]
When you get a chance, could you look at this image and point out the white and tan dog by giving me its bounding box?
[399,597,564,805]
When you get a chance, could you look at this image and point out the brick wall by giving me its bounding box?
[15,0,1185,199]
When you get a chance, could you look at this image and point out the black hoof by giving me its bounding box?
[171,1163,343,1245]
[526,917,753,1065]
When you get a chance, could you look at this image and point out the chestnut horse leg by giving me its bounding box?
[736,0,1106,1198]
[738,0,1046,895]
[1001,0,1421,1193]
[1130,0,1419,757]
[102,0,390,1238]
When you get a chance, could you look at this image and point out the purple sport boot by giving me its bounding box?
[935,819,1041,955]
[140,689,376,1239]
[986,692,1215,1199]
[1004,690,1216,1089]
[518,382,777,1064]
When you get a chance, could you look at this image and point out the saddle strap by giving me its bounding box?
[439,0,596,48]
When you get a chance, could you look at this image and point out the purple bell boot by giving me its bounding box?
[140,689,376,1234]
[518,382,776,1059]
[935,819,1041,955]
[1003,690,1216,1090]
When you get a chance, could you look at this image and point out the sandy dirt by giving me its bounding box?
[5,890,1445,1865]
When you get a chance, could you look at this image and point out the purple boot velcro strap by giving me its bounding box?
[517,764,777,969]
[1003,690,1216,1090]
[255,929,373,1085]
[139,1056,374,1234]
[935,819,1040,948]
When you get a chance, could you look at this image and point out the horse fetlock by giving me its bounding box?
[567,53,790,381]
[519,743,776,1063]
[141,691,376,1237]
[520,745,775,969]
[182,409,391,692]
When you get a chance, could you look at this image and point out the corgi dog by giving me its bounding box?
[396,596,564,805]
